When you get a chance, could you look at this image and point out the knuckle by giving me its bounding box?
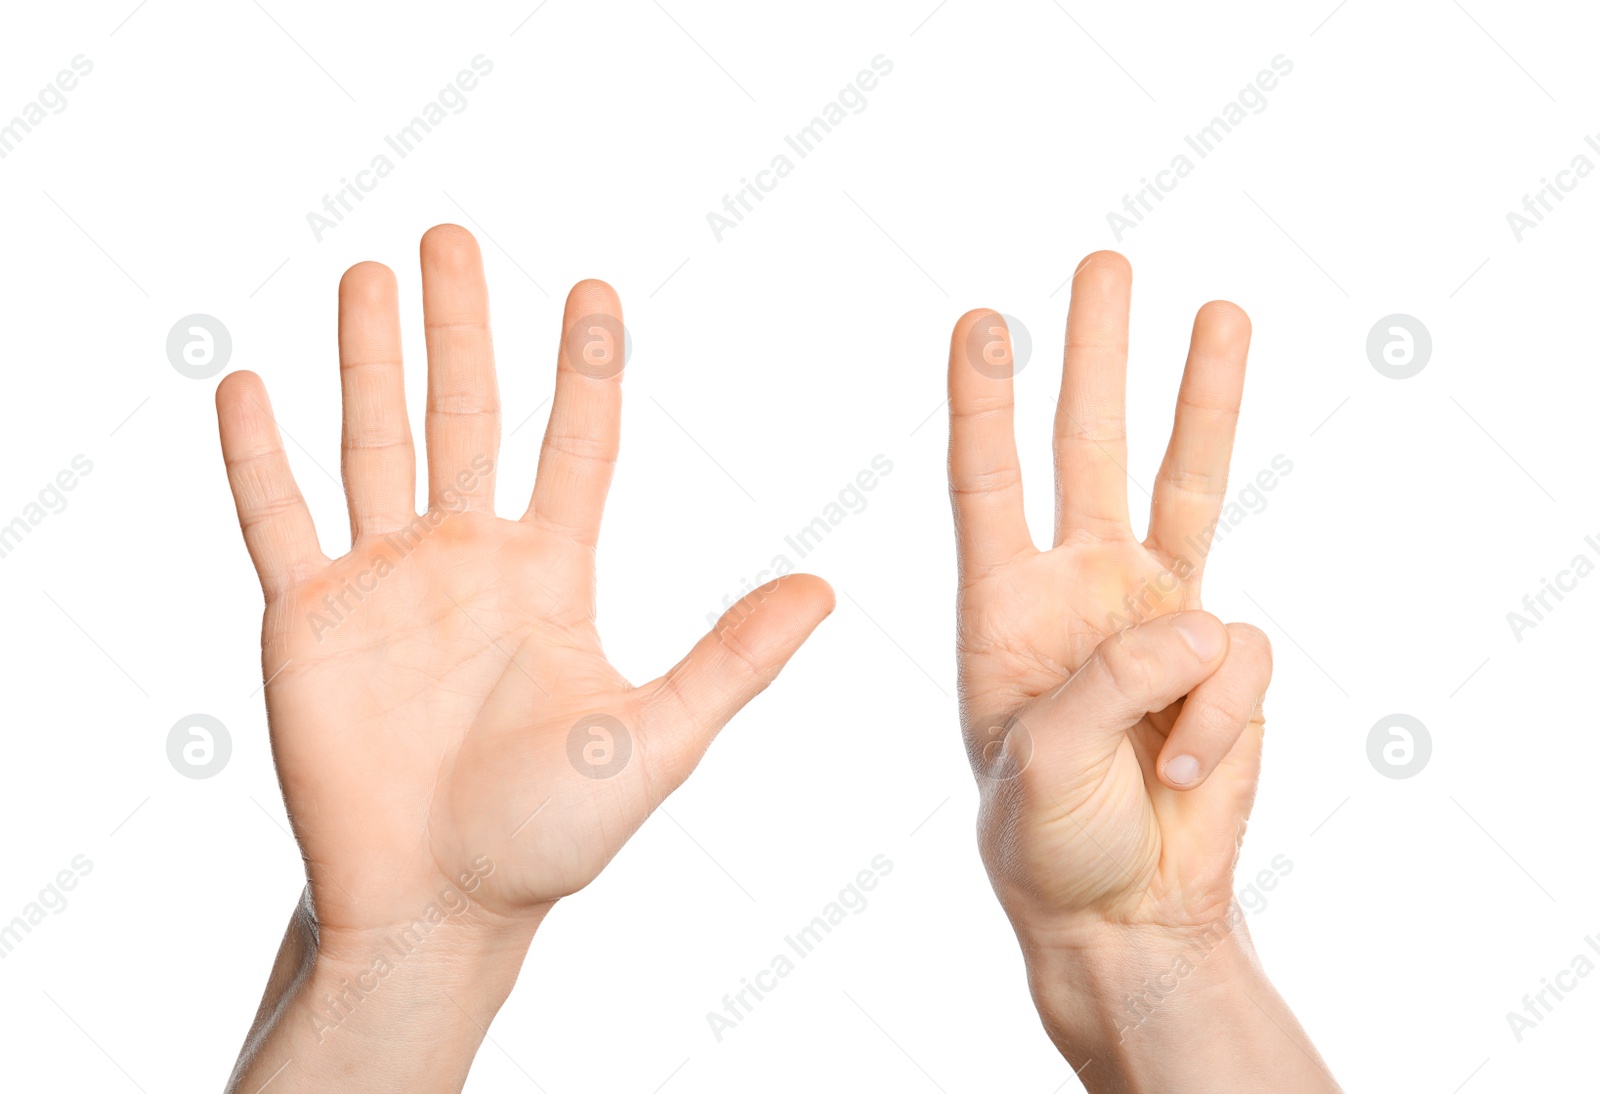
[1096,634,1155,699]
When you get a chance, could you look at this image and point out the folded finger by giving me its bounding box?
[1156,622,1271,790]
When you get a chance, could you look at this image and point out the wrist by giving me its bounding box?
[307,914,542,1033]
[1018,913,1336,1094]
[228,893,545,1093]
[1022,913,1261,1048]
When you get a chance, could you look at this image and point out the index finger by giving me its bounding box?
[948,308,1034,579]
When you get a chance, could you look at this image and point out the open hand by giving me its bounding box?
[217,225,833,954]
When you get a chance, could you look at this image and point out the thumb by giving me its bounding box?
[995,611,1228,778]
[641,573,834,784]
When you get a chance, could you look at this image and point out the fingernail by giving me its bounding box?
[1171,614,1223,660]
[1165,754,1200,787]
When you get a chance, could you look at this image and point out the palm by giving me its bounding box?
[260,517,620,934]
[948,253,1267,930]
[220,226,831,942]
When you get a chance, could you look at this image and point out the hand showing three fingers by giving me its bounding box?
[948,253,1333,1088]
[218,226,831,1090]
[950,252,1266,936]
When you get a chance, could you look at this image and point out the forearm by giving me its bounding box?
[227,888,541,1093]
[1022,916,1338,1094]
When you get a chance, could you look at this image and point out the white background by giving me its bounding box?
[0,1,1595,1090]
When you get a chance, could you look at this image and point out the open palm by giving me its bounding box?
[948,252,1271,934]
[217,226,832,945]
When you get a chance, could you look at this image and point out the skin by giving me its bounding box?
[947,252,1339,1092]
[219,225,833,1092]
